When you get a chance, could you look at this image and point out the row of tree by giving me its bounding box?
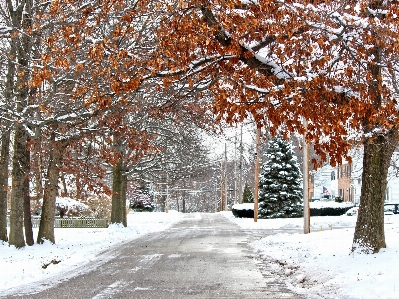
[0,0,221,248]
[1,0,398,255]
[154,0,399,254]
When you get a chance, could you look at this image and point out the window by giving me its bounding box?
[331,171,336,180]
[346,165,351,177]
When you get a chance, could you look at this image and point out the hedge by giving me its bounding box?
[232,204,354,218]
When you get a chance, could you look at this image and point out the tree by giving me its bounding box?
[6,0,35,248]
[128,184,155,212]
[0,131,10,242]
[242,184,254,204]
[154,0,399,253]
[0,27,13,243]
[258,136,302,218]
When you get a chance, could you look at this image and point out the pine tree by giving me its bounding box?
[258,136,303,218]
[242,184,254,203]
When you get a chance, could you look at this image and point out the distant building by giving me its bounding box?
[310,149,399,204]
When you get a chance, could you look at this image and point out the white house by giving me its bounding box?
[311,148,399,204]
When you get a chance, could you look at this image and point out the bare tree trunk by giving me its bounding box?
[60,172,68,197]
[8,0,34,248]
[352,130,398,253]
[0,13,17,241]
[32,136,44,200]
[9,125,28,248]
[37,138,65,244]
[23,137,34,246]
[111,158,124,225]
[76,172,83,200]
[121,172,127,227]
[0,131,10,242]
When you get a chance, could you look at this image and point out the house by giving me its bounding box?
[310,149,399,204]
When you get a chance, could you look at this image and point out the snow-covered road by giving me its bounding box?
[3,213,302,299]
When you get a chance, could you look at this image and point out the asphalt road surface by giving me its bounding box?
[3,213,303,299]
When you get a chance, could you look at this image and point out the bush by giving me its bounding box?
[334,197,343,203]
[232,204,255,218]
[310,206,354,216]
[130,197,156,212]
[232,204,354,217]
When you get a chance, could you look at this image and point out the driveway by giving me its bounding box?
[3,213,303,299]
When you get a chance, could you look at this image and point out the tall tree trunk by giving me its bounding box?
[111,158,124,225]
[37,139,64,244]
[121,172,127,227]
[23,138,34,246]
[352,129,398,253]
[0,131,10,242]
[76,172,83,199]
[8,0,34,248]
[9,125,28,248]
[60,172,68,197]
[0,13,17,242]
[351,28,396,254]
[32,135,44,200]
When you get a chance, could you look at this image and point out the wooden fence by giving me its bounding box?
[7,216,108,228]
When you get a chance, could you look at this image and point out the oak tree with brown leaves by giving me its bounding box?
[4,0,396,256]
[153,0,399,254]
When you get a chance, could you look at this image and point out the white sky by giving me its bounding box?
[1,206,398,299]
[206,124,256,159]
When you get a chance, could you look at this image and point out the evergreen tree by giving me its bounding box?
[128,184,155,212]
[242,183,254,203]
[258,136,303,218]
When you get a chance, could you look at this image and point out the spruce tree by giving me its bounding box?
[242,183,254,203]
[258,136,303,218]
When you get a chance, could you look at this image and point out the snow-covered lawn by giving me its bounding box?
[223,211,399,299]
[1,209,398,299]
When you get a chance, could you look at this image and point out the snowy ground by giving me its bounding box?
[0,211,182,296]
[1,210,398,299]
[223,211,399,299]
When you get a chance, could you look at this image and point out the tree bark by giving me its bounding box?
[0,10,17,241]
[122,172,127,227]
[111,158,124,225]
[9,125,28,248]
[23,137,34,246]
[352,129,398,253]
[32,136,44,200]
[8,0,34,248]
[0,131,10,242]
[37,139,65,244]
[60,172,68,197]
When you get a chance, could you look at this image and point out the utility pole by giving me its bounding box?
[254,128,261,222]
[234,132,238,205]
[220,161,224,211]
[166,173,169,213]
[303,119,310,234]
[224,143,228,210]
[238,125,243,204]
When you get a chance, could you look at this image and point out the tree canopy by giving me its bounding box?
[154,0,399,253]
[1,0,399,253]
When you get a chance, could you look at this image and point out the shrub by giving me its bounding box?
[232,203,255,218]
[335,197,343,203]
[310,206,354,216]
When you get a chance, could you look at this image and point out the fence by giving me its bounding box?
[7,216,108,228]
